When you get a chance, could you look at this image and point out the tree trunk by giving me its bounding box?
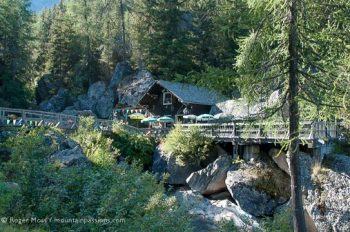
[287,0,307,231]
[120,0,126,61]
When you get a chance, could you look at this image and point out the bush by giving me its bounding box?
[73,117,119,167]
[261,209,293,232]
[0,125,191,231]
[111,122,155,166]
[163,124,214,166]
[217,220,240,232]
[0,172,19,215]
[0,224,46,232]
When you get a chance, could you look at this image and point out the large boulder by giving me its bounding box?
[109,62,133,88]
[268,148,290,175]
[74,94,96,111]
[175,190,260,231]
[50,146,89,168]
[165,153,201,185]
[39,88,72,112]
[152,146,168,181]
[303,154,350,232]
[151,145,201,185]
[324,153,350,176]
[88,81,106,100]
[117,69,155,106]
[67,81,116,119]
[36,74,64,103]
[186,155,232,195]
[43,131,79,152]
[225,161,290,217]
[95,88,115,119]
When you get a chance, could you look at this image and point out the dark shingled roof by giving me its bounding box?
[157,80,225,105]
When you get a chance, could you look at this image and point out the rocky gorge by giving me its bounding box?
[1,121,349,231]
[152,143,350,232]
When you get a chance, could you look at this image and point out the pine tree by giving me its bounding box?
[131,0,198,78]
[236,0,350,230]
[0,0,32,107]
[46,3,80,87]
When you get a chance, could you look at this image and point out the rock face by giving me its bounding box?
[95,88,115,118]
[152,146,168,181]
[65,81,116,119]
[175,190,260,231]
[268,148,290,175]
[88,81,106,100]
[302,153,350,232]
[36,74,64,103]
[39,88,73,112]
[109,62,133,88]
[325,153,350,176]
[50,146,89,168]
[117,69,155,106]
[151,145,201,185]
[186,155,232,195]
[225,162,290,217]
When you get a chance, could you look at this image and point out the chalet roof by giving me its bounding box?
[157,80,225,106]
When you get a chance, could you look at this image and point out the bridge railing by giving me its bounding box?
[0,107,339,142]
[180,121,338,142]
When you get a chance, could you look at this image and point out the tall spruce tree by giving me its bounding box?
[236,0,350,230]
[0,0,32,107]
[131,0,198,78]
[47,3,80,88]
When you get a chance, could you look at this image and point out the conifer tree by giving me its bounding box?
[47,3,80,87]
[236,0,350,230]
[0,0,32,107]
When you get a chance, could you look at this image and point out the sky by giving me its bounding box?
[30,0,59,12]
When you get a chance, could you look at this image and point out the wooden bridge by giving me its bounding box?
[0,107,340,145]
[0,107,168,137]
[180,121,338,145]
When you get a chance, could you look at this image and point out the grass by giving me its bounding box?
[311,162,329,185]
[0,224,46,232]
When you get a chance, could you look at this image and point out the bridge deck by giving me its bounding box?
[0,107,339,144]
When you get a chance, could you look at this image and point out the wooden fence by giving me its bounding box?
[0,107,339,143]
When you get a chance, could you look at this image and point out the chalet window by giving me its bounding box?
[163,92,172,105]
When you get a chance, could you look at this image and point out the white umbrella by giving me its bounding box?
[183,114,197,120]
[197,114,214,122]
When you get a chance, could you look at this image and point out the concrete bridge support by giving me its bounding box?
[243,145,260,161]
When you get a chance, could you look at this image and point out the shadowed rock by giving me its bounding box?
[186,155,232,195]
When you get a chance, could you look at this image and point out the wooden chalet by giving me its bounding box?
[136,80,225,118]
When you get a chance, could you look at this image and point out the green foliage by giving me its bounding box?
[217,220,240,232]
[174,67,240,97]
[111,122,155,166]
[130,0,198,78]
[0,127,191,232]
[130,0,254,78]
[0,0,32,107]
[0,224,46,232]
[72,117,119,167]
[163,124,213,166]
[331,139,350,156]
[261,209,293,232]
[0,172,19,215]
[236,0,350,120]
